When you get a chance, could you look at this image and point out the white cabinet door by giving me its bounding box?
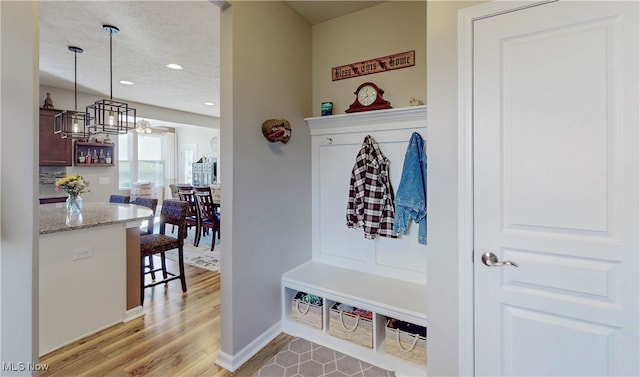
[473,1,639,375]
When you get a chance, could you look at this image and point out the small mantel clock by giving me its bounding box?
[346,82,392,113]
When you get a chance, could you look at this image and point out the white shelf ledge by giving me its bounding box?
[306,105,427,136]
[283,261,426,326]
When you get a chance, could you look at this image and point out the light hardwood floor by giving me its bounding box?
[39,259,293,376]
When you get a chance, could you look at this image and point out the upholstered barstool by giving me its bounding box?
[140,199,188,304]
[132,197,160,279]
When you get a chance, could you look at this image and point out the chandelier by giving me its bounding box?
[53,46,91,139]
[85,25,136,135]
[136,119,152,134]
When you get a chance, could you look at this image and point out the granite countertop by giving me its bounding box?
[40,202,154,235]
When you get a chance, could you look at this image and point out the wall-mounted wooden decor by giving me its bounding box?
[262,119,291,143]
[332,50,415,81]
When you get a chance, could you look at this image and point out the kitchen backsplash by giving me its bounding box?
[39,166,66,185]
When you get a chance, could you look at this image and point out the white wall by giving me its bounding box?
[219,0,312,367]
[0,1,40,373]
[426,2,486,376]
[175,126,219,183]
[39,225,126,356]
[176,126,219,162]
[311,1,426,117]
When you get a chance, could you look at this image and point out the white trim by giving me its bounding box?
[457,1,556,376]
[123,306,144,322]
[306,105,427,135]
[214,351,234,372]
[214,321,281,372]
[457,6,475,376]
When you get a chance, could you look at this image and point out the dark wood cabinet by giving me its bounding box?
[39,108,72,166]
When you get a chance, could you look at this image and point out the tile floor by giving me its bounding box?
[253,337,394,377]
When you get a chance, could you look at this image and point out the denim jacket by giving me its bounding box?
[393,132,427,244]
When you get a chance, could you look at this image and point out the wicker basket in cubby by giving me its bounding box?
[329,303,373,348]
[385,319,427,365]
[291,293,323,330]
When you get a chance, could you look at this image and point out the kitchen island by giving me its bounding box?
[39,202,154,356]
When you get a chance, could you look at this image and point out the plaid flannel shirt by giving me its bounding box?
[346,135,398,239]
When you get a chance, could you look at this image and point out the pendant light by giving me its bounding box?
[53,46,91,139]
[86,25,136,135]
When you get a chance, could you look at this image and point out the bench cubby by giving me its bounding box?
[282,107,428,376]
[282,261,427,376]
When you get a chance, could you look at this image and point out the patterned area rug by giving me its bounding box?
[253,337,394,377]
[164,230,220,272]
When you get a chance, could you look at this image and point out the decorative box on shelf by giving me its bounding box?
[131,182,154,199]
[74,141,114,166]
[291,292,323,330]
[385,318,427,365]
[329,302,373,349]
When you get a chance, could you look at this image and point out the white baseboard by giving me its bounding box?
[214,321,282,372]
[39,319,122,357]
[215,351,234,372]
[123,306,144,322]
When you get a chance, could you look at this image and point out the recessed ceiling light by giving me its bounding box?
[166,63,183,70]
[120,80,134,85]
[204,102,214,106]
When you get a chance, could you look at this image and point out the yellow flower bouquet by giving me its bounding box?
[55,175,90,197]
[55,175,90,213]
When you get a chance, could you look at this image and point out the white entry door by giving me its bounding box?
[473,1,639,376]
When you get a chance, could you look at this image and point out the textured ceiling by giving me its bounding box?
[38,1,383,121]
[39,1,220,118]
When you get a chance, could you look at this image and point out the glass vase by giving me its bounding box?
[65,211,83,227]
[66,194,83,213]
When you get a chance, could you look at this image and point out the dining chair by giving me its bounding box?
[210,184,221,240]
[132,197,160,280]
[194,186,218,251]
[109,194,131,204]
[140,199,188,304]
[169,183,179,199]
[176,184,193,192]
[177,187,201,246]
[211,202,221,241]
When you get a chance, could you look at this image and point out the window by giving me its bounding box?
[138,135,164,188]
[118,134,131,189]
[118,133,165,191]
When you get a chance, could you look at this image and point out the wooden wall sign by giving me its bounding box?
[332,50,415,81]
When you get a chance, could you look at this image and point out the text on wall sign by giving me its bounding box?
[331,50,415,81]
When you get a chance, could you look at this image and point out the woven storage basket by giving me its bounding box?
[291,296,323,330]
[329,305,373,348]
[385,321,427,365]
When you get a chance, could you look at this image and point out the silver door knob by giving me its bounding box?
[481,252,518,267]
